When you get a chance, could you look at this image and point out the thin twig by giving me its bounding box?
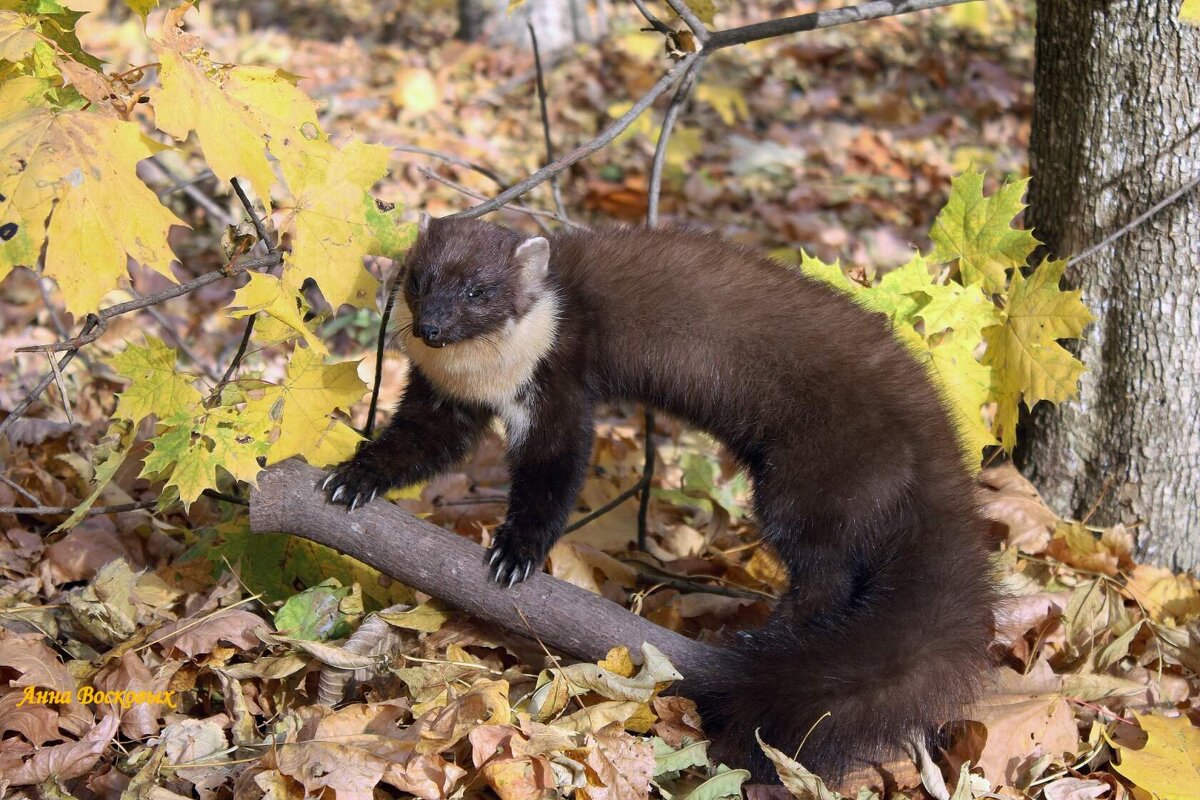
[365,276,403,439]
[0,475,41,505]
[663,0,710,42]
[156,169,216,200]
[209,178,282,402]
[564,479,644,534]
[388,144,510,188]
[149,157,234,225]
[706,0,975,49]
[632,50,710,550]
[0,488,245,518]
[1067,173,1200,267]
[636,407,657,550]
[0,500,156,516]
[529,23,569,222]
[630,0,674,35]
[0,251,280,441]
[17,316,107,353]
[647,53,707,228]
[449,53,700,220]
[417,167,560,231]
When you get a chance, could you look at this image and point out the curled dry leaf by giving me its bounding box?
[3,712,119,786]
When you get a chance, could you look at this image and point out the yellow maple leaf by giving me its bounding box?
[108,336,203,423]
[930,170,1039,294]
[1127,565,1200,625]
[202,405,270,487]
[151,7,281,204]
[278,139,389,310]
[0,77,184,313]
[1114,713,1200,800]
[1182,0,1200,26]
[227,272,327,355]
[246,348,366,466]
[983,259,1092,451]
[922,332,997,460]
[222,65,325,168]
[0,11,39,62]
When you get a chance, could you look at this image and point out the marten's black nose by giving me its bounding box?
[418,323,441,343]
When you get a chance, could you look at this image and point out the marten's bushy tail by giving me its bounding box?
[692,501,995,783]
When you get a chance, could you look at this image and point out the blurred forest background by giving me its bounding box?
[1,1,1199,799]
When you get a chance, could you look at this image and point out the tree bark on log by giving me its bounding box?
[248,460,722,684]
[1023,0,1200,571]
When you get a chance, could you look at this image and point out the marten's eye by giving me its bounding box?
[406,270,420,293]
[466,285,487,300]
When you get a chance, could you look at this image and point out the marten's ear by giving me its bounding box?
[418,212,432,234]
[513,237,550,280]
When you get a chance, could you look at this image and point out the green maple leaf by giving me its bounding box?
[983,259,1093,451]
[930,170,1039,293]
[140,405,270,509]
[108,336,202,423]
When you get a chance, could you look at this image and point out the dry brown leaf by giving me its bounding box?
[579,723,655,800]
[152,608,269,658]
[979,463,1059,553]
[970,662,1081,788]
[3,712,119,786]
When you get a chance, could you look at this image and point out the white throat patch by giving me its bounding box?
[395,293,560,445]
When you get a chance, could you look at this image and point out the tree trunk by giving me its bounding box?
[1023,0,1200,570]
[456,0,602,52]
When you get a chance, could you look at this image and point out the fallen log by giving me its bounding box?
[248,459,723,684]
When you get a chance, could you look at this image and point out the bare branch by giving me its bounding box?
[630,0,674,36]
[663,0,710,42]
[706,0,978,50]
[417,167,564,231]
[648,53,707,228]
[529,23,569,222]
[249,460,723,683]
[209,178,283,402]
[0,500,156,516]
[449,52,701,220]
[0,251,280,441]
[389,144,510,188]
[1067,173,1200,267]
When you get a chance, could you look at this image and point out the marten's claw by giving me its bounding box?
[322,458,391,511]
[485,529,544,587]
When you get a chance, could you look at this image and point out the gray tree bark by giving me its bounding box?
[457,0,603,52]
[1024,0,1200,571]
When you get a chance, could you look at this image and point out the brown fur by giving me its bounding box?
[325,218,996,782]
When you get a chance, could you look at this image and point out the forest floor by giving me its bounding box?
[1,2,1198,799]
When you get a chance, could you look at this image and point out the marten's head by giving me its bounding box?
[399,215,551,349]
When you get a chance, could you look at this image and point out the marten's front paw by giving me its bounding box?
[485,527,547,587]
[321,457,391,511]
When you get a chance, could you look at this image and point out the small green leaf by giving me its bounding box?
[273,580,354,641]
